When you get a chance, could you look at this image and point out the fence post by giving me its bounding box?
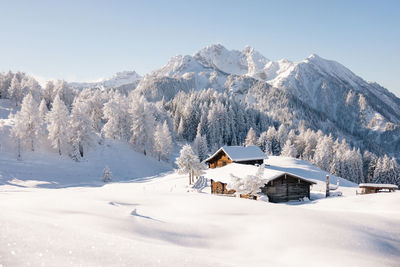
[326,175,330,197]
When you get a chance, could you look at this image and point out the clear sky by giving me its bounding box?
[0,0,399,96]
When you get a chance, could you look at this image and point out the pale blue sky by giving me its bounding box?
[0,0,399,96]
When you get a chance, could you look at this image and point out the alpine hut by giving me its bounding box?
[205,163,316,202]
[260,172,316,203]
[204,146,267,168]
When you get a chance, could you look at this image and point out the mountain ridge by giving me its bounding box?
[134,44,400,158]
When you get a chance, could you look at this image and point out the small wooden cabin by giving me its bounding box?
[359,183,398,194]
[260,173,316,203]
[206,163,316,203]
[205,146,267,168]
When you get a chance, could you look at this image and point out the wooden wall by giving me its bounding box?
[261,174,311,203]
[211,179,236,195]
[207,151,232,168]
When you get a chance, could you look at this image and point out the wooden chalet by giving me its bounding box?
[359,183,398,194]
[204,146,267,168]
[260,173,316,203]
[205,163,316,203]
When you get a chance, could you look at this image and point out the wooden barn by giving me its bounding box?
[204,146,267,168]
[205,163,316,203]
[358,183,398,194]
[260,173,316,203]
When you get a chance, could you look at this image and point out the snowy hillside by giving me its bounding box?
[1,160,399,266]
[0,140,173,188]
[0,99,172,187]
[1,94,399,266]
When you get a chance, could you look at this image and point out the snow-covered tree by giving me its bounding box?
[389,158,400,186]
[363,151,377,183]
[0,71,13,99]
[177,118,184,140]
[77,88,104,132]
[176,144,203,185]
[54,80,74,108]
[264,140,273,156]
[330,139,346,178]
[102,92,129,141]
[153,121,173,161]
[46,95,70,155]
[9,93,41,158]
[69,99,95,158]
[266,126,280,155]
[39,98,49,121]
[206,101,228,150]
[129,96,155,156]
[8,76,22,106]
[21,76,42,102]
[43,81,55,107]
[245,127,257,146]
[313,134,334,171]
[300,129,318,160]
[351,148,364,184]
[276,124,288,148]
[281,139,297,158]
[193,131,208,161]
[102,166,113,182]
[229,165,265,195]
[373,155,393,184]
[257,131,268,152]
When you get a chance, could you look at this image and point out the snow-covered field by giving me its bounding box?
[1,98,399,266]
[1,154,399,267]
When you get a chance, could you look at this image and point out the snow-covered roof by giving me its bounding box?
[359,183,398,189]
[204,163,316,185]
[205,145,267,162]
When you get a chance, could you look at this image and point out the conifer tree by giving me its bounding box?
[102,166,113,182]
[245,127,257,146]
[69,99,95,158]
[9,93,41,157]
[39,98,49,121]
[154,121,173,161]
[257,131,268,151]
[8,76,22,106]
[46,95,70,155]
[313,134,334,172]
[102,92,129,140]
[129,96,155,156]
[281,139,297,158]
[193,130,208,161]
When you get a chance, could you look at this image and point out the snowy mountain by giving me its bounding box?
[133,44,400,158]
[69,70,142,90]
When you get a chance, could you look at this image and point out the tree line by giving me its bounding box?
[1,71,399,186]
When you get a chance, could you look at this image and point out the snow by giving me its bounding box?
[0,140,172,188]
[204,163,282,184]
[0,118,398,267]
[0,84,399,266]
[69,71,142,89]
[1,168,399,266]
[194,44,250,75]
[205,145,267,162]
